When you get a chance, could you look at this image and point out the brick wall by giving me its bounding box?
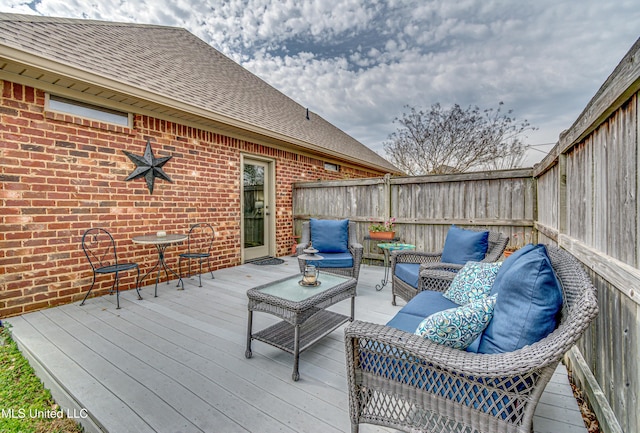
[0,80,385,317]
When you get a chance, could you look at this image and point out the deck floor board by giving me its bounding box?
[7,257,586,433]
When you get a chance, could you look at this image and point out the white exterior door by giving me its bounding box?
[242,157,274,261]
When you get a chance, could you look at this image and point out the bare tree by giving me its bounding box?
[383,102,535,175]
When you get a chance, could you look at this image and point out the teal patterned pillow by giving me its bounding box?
[415,295,497,350]
[443,261,502,305]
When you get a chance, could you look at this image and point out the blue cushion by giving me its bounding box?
[399,290,459,317]
[385,311,426,334]
[386,290,459,333]
[478,244,563,354]
[443,261,502,305]
[466,335,481,353]
[415,295,497,350]
[395,263,421,288]
[489,243,536,296]
[440,225,489,265]
[307,252,353,268]
[310,218,349,253]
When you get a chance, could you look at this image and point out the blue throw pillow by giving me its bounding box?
[477,244,563,354]
[415,295,497,350]
[310,218,349,253]
[440,225,489,265]
[443,261,502,305]
[488,243,536,296]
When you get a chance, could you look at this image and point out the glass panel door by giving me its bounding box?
[243,159,270,260]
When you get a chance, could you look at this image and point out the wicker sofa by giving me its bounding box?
[391,227,509,305]
[345,245,598,433]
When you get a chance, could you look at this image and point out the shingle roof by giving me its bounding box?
[0,13,399,173]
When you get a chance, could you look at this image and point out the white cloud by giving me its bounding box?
[2,0,638,167]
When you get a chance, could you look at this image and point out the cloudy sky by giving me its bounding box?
[2,0,639,166]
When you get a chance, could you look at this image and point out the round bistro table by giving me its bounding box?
[132,233,187,296]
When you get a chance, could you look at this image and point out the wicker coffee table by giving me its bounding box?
[245,272,357,381]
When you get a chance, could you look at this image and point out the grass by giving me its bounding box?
[0,325,83,433]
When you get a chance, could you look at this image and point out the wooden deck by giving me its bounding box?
[7,257,587,433]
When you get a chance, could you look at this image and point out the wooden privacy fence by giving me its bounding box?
[533,39,640,433]
[293,37,640,433]
[293,168,535,261]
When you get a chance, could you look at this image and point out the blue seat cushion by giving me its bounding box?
[466,335,482,353]
[307,252,353,268]
[386,290,459,333]
[310,218,349,253]
[477,244,563,354]
[398,290,460,317]
[385,311,426,334]
[440,225,489,265]
[394,263,421,288]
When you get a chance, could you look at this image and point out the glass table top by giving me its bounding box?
[376,242,416,251]
[256,272,351,302]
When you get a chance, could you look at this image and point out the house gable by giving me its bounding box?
[0,12,400,174]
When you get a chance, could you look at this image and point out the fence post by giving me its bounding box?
[558,153,567,242]
[383,173,392,222]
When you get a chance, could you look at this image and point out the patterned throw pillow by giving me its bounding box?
[443,261,502,305]
[415,295,497,350]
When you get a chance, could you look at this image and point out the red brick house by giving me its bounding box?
[0,13,399,317]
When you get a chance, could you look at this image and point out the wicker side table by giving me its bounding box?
[245,272,356,381]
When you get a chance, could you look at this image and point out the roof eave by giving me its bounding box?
[1,45,397,174]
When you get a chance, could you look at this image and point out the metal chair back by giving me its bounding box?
[82,228,121,271]
[81,227,141,309]
[186,223,215,256]
[179,223,215,287]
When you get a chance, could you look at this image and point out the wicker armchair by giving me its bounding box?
[391,228,508,305]
[344,245,598,433]
[296,220,363,280]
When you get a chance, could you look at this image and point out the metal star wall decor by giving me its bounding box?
[123,139,174,194]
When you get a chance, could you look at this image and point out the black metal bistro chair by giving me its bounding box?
[81,228,142,309]
[178,223,215,287]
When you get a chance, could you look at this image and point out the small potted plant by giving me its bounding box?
[503,230,533,257]
[369,218,396,240]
